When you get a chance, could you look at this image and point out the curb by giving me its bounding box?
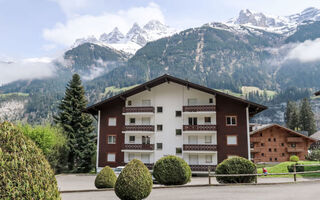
[59,179,320,193]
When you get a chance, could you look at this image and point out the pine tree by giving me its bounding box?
[299,98,317,136]
[54,74,95,172]
[285,101,299,130]
[285,101,294,128]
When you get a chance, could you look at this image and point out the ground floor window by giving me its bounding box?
[107,153,116,162]
[141,154,150,163]
[189,155,199,165]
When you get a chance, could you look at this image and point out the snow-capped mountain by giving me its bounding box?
[226,7,320,34]
[73,20,176,54]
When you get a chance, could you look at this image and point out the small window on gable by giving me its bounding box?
[127,100,132,106]
[157,125,163,131]
[129,118,135,124]
[176,111,182,117]
[108,117,116,126]
[176,129,182,136]
[157,143,163,150]
[226,116,237,126]
[157,106,163,113]
[291,143,296,148]
[209,98,213,104]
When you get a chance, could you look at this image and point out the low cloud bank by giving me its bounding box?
[287,38,320,62]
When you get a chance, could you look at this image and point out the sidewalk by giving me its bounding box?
[56,174,320,192]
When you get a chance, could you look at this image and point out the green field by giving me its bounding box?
[0,92,29,98]
[241,86,277,98]
[103,84,140,96]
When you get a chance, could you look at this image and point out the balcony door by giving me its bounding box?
[141,117,151,125]
[142,136,151,144]
[188,136,198,144]
[141,154,150,163]
[188,117,197,125]
[189,155,199,165]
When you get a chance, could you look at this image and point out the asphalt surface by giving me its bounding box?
[61,181,320,200]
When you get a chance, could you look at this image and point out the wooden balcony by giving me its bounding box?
[189,165,216,171]
[123,144,154,150]
[125,163,154,169]
[183,125,216,131]
[123,125,154,132]
[183,144,217,151]
[123,106,154,113]
[287,147,304,153]
[287,137,304,143]
[251,137,261,143]
[250,148,261,153]
[183,105,216,112]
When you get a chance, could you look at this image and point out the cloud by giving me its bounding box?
[0,58,56,85]
[50,0,90,18]
[287,38,320,62]
[43,2,165,46]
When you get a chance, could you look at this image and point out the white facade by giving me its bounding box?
[122,82,218,168]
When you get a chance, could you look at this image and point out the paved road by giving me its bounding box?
[62,181,320,200]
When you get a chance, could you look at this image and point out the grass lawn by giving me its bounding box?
[256,161,320,178]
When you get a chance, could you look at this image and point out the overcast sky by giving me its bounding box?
[2,0,320,59]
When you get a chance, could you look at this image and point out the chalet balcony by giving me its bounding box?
[123,125,155,132]
[183,125,216,131]
[123,144,154,150]
[189,165,216,171]
[183,105,216,112]
[122,106,154,113]
[251,137,261,143]
[250,148,261,153]
[183,144,217,151]
[287,147,304,153]
[125,163,154,169]
[287,137,304,143]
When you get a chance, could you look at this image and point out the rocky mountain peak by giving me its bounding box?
[99,27,125,43]
[143,20,168,32]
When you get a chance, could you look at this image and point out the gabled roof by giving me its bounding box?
[251,124,317,142]
[310,131,320,141]
[84,74,267,115]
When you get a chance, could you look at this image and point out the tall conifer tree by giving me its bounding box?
[55,74,95,172]
[299,98,316,136]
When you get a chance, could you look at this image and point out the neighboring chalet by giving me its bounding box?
[310,131,320,149]
[250,124,316,163]
[84,74,267,172]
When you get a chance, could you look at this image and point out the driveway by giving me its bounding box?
[61,181,320,200]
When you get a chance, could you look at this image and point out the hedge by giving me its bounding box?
[95,166,117,188]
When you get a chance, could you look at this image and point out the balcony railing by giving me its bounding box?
[123,106,154,113]
[287,137,304,143]
[183,144,217,151]
[189,165,216,171]
[183,105,216,112]
[123,144,154,150]
[123,125,155,132]
[183,125,216,131]
[287,147,304,153]
[250,137,261,143]
[125,163,154,169]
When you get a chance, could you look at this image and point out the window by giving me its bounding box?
[157,124,163,131]
[204,117,211,124]
[188,117,197,125]
[129,118,135,124]
[157,106,163,113]
[108,135,116,144]
[269,157,272,161]
[189,155,198,164]
[261,143,264,146]
[141,154,150,163]
[128,153,135,161]
[129,136,135,143]
[261,153,265,156]
[176,148,182,154]
[281,143,284,146]
[142,99,151,106]
[209,98,213,104]
[142,136,151,144]
[226,116,237,126]
[274,148,277,152]
[250,143,254,148]
[188,98,197,105]
[127,100,132,106]
[227,135,237,145]
[227,155,237,159]
[141,117,150,125]
[157,143,163,150]
[268,138,271,142]
[275,157,278,161]
[107,153,116,162]
[176,111,182,117]
[260,133,263,137]
[274,138,276,142]
[108,117,116,126]
[176,129,182,136]
[291,143,296,148]
[188,136,198,144]
[282,153,285,156]
[205,136,212,144]
[205,155,212,163]
[269,148,272,152]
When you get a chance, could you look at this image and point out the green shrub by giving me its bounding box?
[215,156,256,184]
[153,155,191,185]
[290,155,299,162]
[95,166,117,188]
[115,159,152,200]
[306,149,320,161]
[0,122,61,199]
[287,163,304,172]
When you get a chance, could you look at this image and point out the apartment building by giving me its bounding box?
[84,74,267,172]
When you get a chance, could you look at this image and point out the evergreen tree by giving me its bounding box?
[285,101,294,127]
[285,101,299,130]
[299,98,317,136]
[54,74,95,172]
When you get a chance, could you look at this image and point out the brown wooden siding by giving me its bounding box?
[216,95,249,163]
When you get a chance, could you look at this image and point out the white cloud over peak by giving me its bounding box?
[287,38,320,62]
[0,58,55,85]
[42,3,165,46]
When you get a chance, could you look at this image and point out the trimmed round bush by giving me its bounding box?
[153,155,191,185]
[287,163,304,172]
[306,149,320,161]
[95,166,117,188]
[115,159,152,200]
[0,122,60,199]
[215,156,256,184]
[290,155,299,162]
